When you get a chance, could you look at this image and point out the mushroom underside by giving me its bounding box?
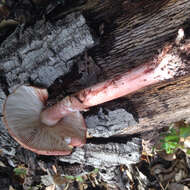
[3,86,86,155]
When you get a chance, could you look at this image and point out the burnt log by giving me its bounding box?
[73,0,190,134]
[86,108,137,138]
[1,0,190,134]
[43,0,190,136]
[0,0,190,150]
[82,39,190,136]
[86,73,190,136]
[1,0,190,189]
[0,0,189,146]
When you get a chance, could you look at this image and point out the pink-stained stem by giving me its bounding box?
[76,63,159,107]
[40,47,183,126]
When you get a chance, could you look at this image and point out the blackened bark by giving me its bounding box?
[0,12,94,89]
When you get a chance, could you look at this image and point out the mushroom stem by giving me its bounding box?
[40,46,184,126]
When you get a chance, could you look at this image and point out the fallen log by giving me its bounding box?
[1,1,190,189]
[1,0,190,149]
[73,0,190,134]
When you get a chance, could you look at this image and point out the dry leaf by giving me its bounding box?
[9,186,15,190]
[45,184,55,190]
[0,160,6,167]
[52,165,57,174]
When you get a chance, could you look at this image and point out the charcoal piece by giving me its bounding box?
[86,108,137,138]
[59,138,142,168]
[0,12,95,88]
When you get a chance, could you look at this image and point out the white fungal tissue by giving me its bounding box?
[64,137,71,144]
[153,53,184,81]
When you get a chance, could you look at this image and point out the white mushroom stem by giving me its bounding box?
[40,45,184,126]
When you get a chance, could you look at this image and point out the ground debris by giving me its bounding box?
[168,183,189,190]
[40,163,132,190]
[150,150,190,187]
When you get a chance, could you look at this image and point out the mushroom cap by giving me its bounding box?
[3,85,86,155]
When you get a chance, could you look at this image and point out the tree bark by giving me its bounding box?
[127,75,190,134]
[83,0,190,77]
[94,74,190,135]
[79,0,190,133]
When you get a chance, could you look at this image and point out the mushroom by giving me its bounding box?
[3,86,86,155]
[3,31,185,156]
[40,45,184,126]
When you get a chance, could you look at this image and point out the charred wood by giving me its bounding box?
[0,12,94,89]
[59,138,142,168]
[85,108,137,138]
